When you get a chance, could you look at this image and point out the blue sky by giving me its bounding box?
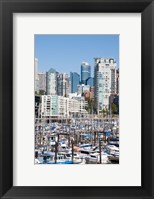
[35,34,119,76]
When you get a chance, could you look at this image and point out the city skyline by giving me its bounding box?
[35,35,119,165]
[35,34,119,75]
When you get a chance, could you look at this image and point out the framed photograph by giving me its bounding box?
[34,34,120,166]
[0,0,153,198]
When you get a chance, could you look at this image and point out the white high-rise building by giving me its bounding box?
[46,68,58,95]
[94,58,117,114]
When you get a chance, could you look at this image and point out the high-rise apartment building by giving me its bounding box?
[94,58,117,114]
[46,68,58,95]
[38,72,46,94]
[81,62,91,84]
[57,73,70,97]
[70,72,80,93]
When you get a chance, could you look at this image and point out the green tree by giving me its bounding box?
[85,97,94,114]
[39,90,45,95]
[106,108,109,116]
[111,103,117,114]
[102,108,106,117]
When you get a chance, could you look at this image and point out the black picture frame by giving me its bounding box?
[0,0,154,198]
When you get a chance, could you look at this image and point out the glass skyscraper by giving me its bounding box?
[70,72,80,93]
[86,77,94,87]
[81,62,91,84]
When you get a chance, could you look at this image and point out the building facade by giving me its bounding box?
[94,58,117,114]
[41,94,87,118]
[38,72,46,94]
[41,95,69,117]
[81,62,91,84]
[46,68,58,95]
[58,96,69,117]
[57,73,70,97]
[41,95,58,117]
[70,72,80,93]
[69,98,80,116]
[35,95,41,118]
[69,93,88,116]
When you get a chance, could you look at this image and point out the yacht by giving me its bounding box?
[79,143,92,150]
[47,153,73,164]
[65,152,82,164]
[105,145,119,162]
[85,152,110,164]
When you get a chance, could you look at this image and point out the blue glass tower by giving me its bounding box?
[70,72,80,93]
[81,62,91,84]
[86,77,94,87]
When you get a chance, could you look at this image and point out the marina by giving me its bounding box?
[35,117,119,164]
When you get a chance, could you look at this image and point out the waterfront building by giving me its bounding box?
[34,58,39,94]
[58,96,69,117]
[38,72,46,94]
[41,95,69,117]
[41,94,88,118]
[57,73,70,97]
[69,98,80,116]
[69,93,88,116]
[35,95,41,118]
[94,58,117,114]
[46,68,58,95]
[70,72,80,93]
[41,95,58,117]
[86,77,94,87]
[81,62,91,84]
